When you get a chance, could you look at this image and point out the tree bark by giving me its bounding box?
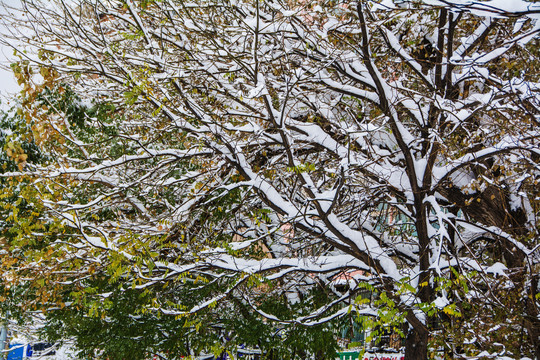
[525,273,540,359]
[404,325,429,360]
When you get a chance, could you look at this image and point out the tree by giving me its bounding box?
[1,0,539,359]
[1,75,340,359]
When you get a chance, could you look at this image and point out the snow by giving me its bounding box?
[246,82,268,99]
[486,262,508,277]
[421,0,540,14]
[319,75,380,104]
[453,18,492,60]
[433,296,450,309]
[2,0,539,357]
[0,0,23,107]
[371,0,396,11]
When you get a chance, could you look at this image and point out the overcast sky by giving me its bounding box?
[0,0,22,108]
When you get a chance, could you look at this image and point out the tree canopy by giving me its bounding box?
[1,0,539,359]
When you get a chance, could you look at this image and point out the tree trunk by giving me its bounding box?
[404,326,428,360]
[525,273,540,359]
[524,318,540,360]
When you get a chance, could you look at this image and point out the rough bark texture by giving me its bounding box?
[525,273,540,359]
[404,326,429,360]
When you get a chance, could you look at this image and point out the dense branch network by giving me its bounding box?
[0,0,539,358]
